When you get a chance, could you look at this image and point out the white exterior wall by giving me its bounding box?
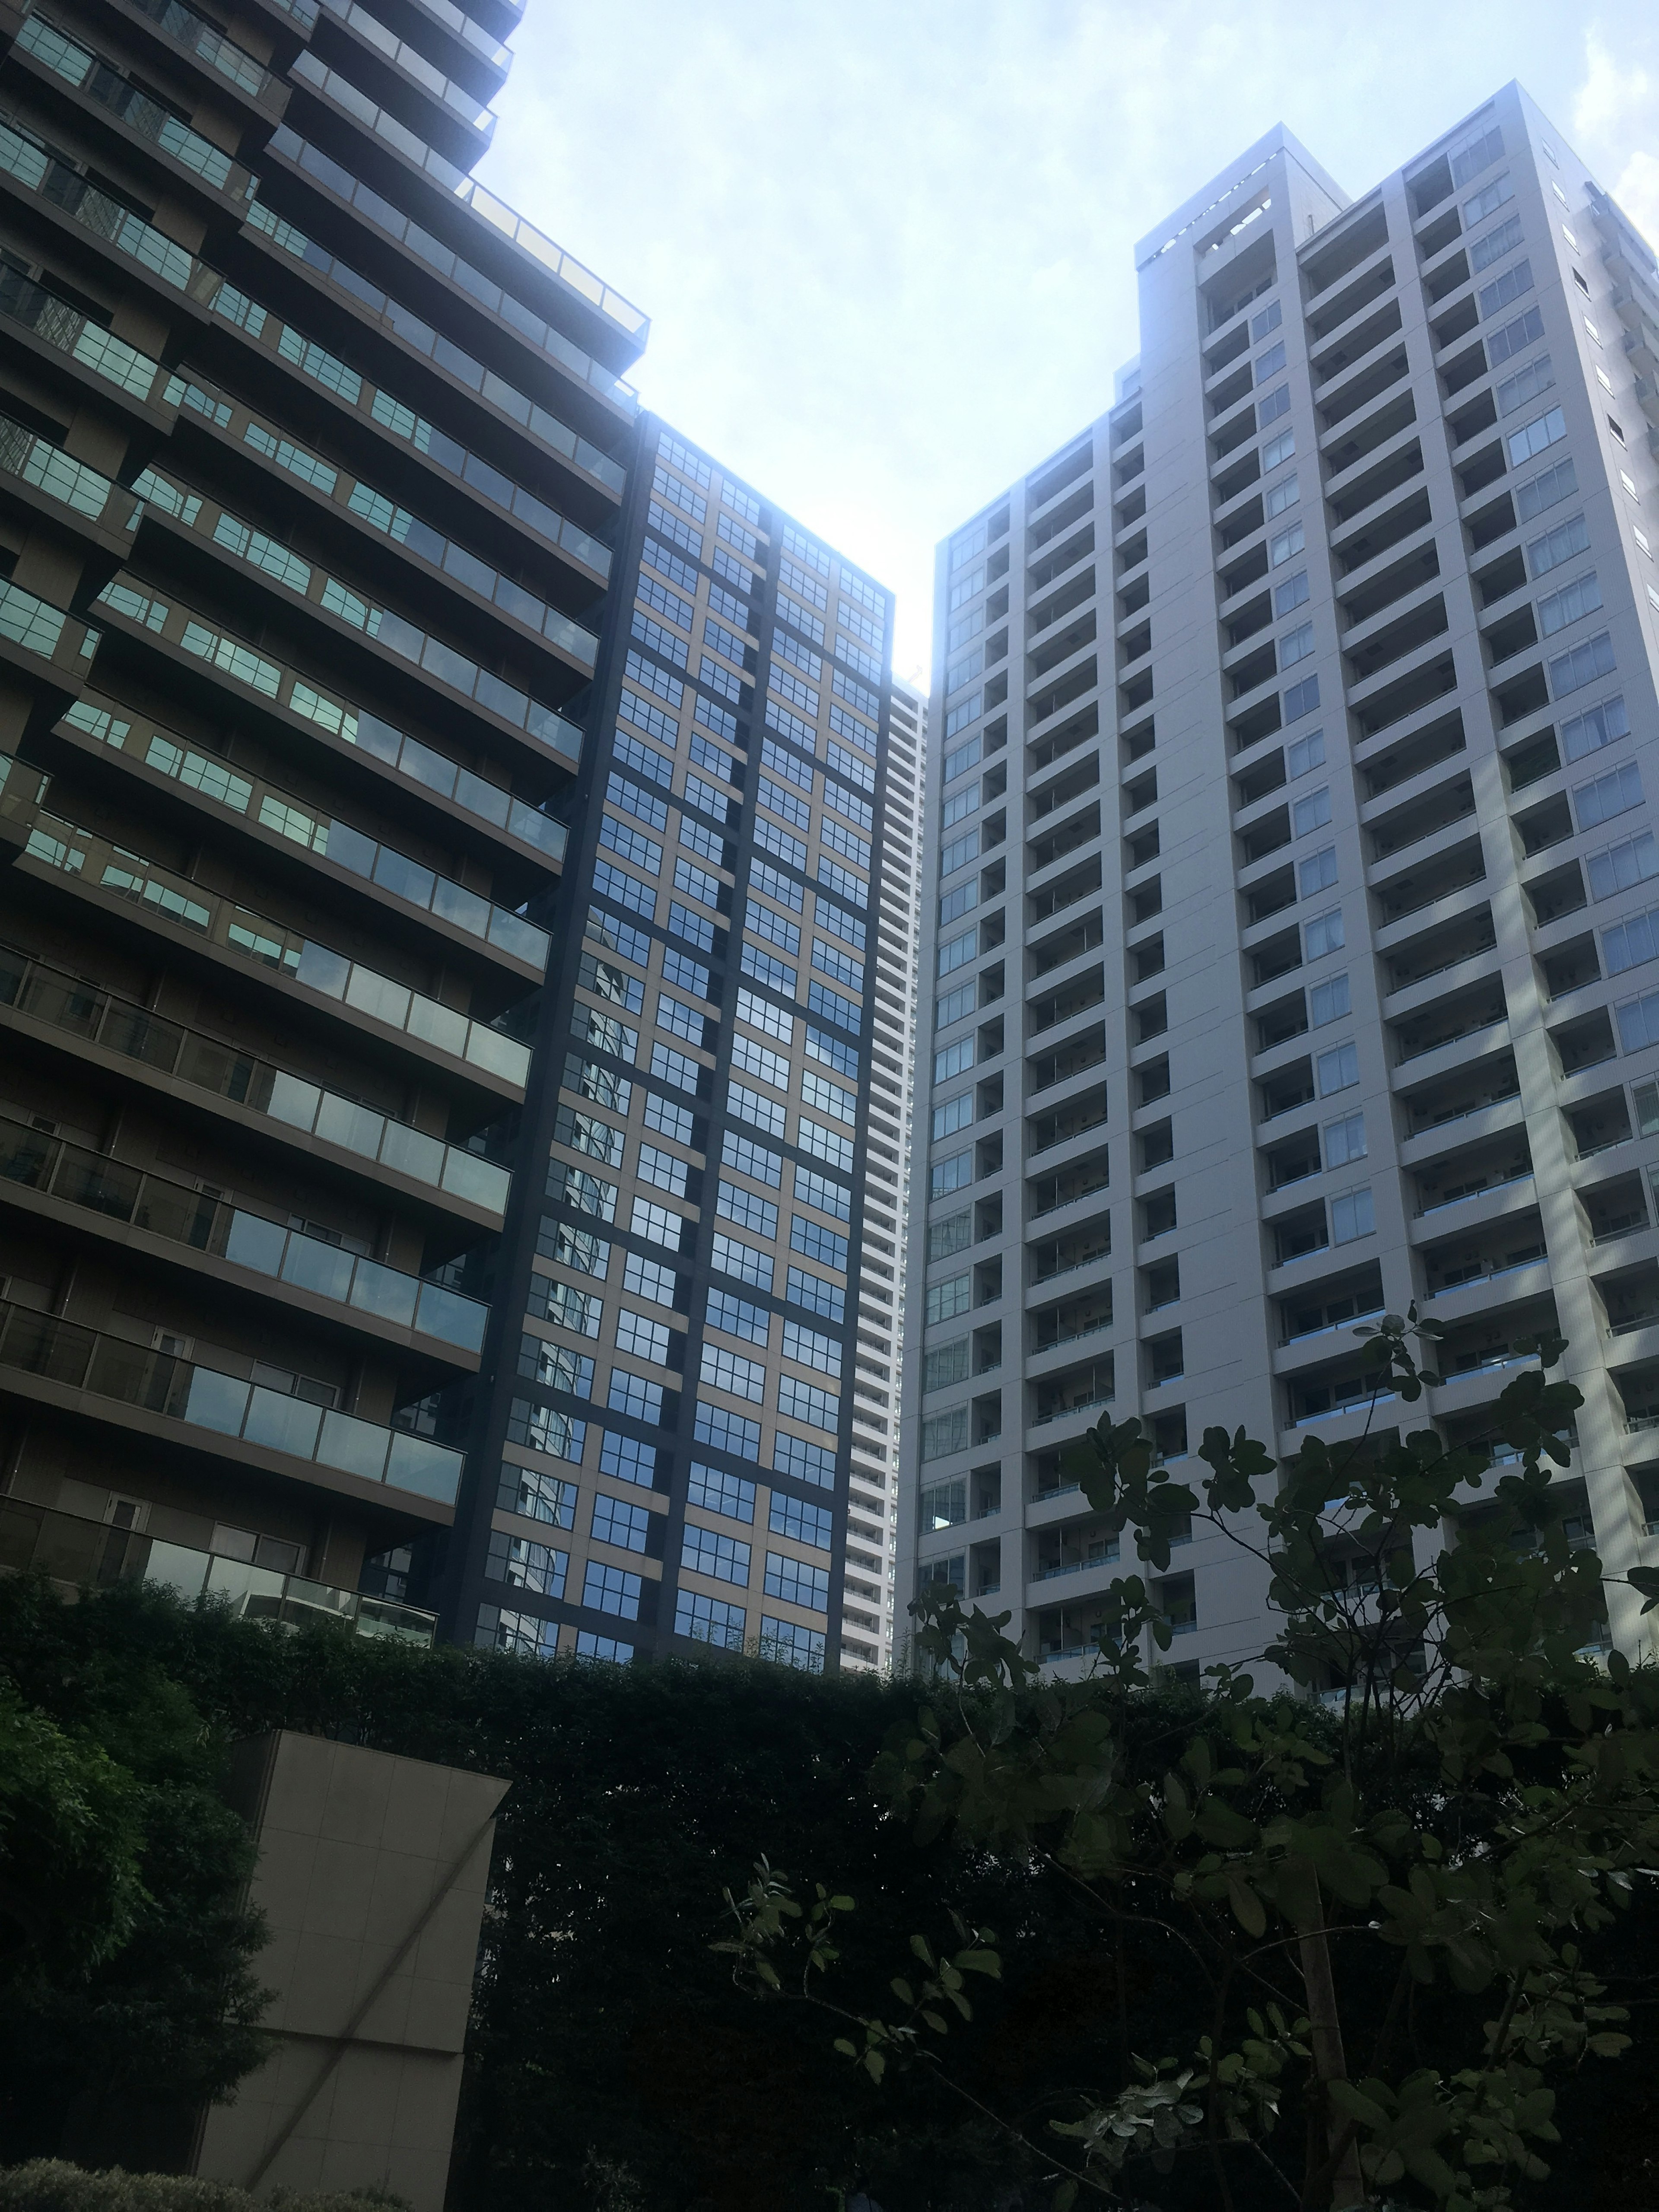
[901,89,1659,1682]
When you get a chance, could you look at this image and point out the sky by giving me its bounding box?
[476,2,1659,687]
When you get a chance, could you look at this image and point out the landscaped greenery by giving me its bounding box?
[1,1324,1656,2209]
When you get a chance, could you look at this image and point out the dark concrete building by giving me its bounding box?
[0,0,638,1639]
[0,0,909,1670]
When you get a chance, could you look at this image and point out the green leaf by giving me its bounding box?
[1225,1871,1267,1937]
[1328,2079,1389,2130]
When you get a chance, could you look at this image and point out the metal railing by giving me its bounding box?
[127,0,273,95]
[16,14,256,196]
[0,116,219,297]
[0,1498,438,1639]
[0,1303,463,1502]
[0,1116,488,1352]
[0,257,167,403]
[0,942,510,1216]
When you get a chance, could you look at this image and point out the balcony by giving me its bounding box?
[0,1114,488,1357]
[0,409,142,571]
[121,0,282,106]
[0,114,224,310]
[0,1497,437,1641]
[60,699,551,976]
[1032,1357,1116,1428]
[0,578,100,697]
[255,127,639,412]
[0,1300,462,1504]
[0,257,172,422]
[18,805,532,1094]
[0,942,510,1221]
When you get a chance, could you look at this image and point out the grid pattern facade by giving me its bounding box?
[0,0,640,1632]
[903,89,1659,1679]
[444,421,903,1670]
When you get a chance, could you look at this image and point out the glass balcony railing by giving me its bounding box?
[313,0,496,133]
[125,0,273,98]
[18,804,533,1090]
[194,256,625,499]
[16,15,257,198]
[261,125,640,407]
[457,180,649,338]
[0,407,141,533]
[80,577,575,845]
[0,257,169,403]
[0,939,510,1215]
[0,116,219,299]
[0,1113,488,1353]
[0,1500,438,1637]
[416,0,509,69]
[174,363,612,572]
[64,698,551,969]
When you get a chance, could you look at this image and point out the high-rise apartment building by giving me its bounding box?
[437,420,903,1672]
[840,673,925,1669]
[0,0,906,1676]
[903,85,1659,1680]
[0,0,633,1636]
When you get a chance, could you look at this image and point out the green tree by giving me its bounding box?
[720,1322,1659,2211]
[0,1580,270,2171]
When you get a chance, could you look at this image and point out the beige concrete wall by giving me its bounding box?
[194,1731,507,2212]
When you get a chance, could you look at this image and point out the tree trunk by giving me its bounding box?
[1297,1876,1367,2210]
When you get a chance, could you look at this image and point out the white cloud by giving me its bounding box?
[1573,30,1652,144]
[1612,151,1659,244]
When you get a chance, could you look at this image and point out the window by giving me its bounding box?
[600,1430,658,1488]
[1516,456,1577,521]
[607,1370,664,1423]
[650,1043,702,1095]
[730,1080,787,1138]
[1479,259,1534,318]
[747,899,803,958]
[630,1195,687,1248]
[1287,729,1325,779]
[1496,353,1554,416]
[1603,905,1659,977]
[1280,620,1315,667]
[540,1279,603,1338]
[676,1588,745,1647]
[787,1266,844,1322]
[708,1288,770,1345]
[1263,429,1296,471]
[791,1216,848,1271]
[801,1067,857,1125]
[1588,831,1658,901]
[623,1252,678,1306]
[575,1630,633,1662]
[760,1616,825,1671]
[643,1093,694,1149]
[668,900,714,953]
[770,1493,833,1548]
[922,1408,969,1461]
[1252,300,1283,339]
[637,1143,690,1198]
[1310,972,1350,1026]
[1330,1186,1375,1243]
[1470,213,1524,273]
[540,1223,610,1278]
[723,1130,783,1187]
[1284,674,1319,721]
[702,1342,767,1403]
[498,1464,578,1529]
[1293,786,1332,837]
[1527,512,1590,576]
[717,1181,779,1239]
[480,1608,560,1659]
[936,982,976,1029]
[1548,630,1616,698]
[1463,173,1514,224]
[711,1232,773,1292]
[927,1271,972,1323]
[520,1337,594,1397]
[928,1211,971,1262]
[775,1428,836,1490]
[1506,403,1564,467]
[737,987,794,1044]
[938,926,978,977]
[1574,761,1642,831]
[930,1149,973,1198]
[486,1532,567,1598]
[935,1037,975,1083]
[553,1106,625,1169]
[1324,1110,1366,1168]
[783,1318,842,1376]
[1300,846,1338,896]
[779,1374,839,1434]
[547,1161,618,1223]
[933,1092,974,1141]
[690,1461,756,1521]
[507,1399,586,1462]
[766,1553,830,1611]
[1487,303,1545,364]
[1265,473,1300,519]
[582,1559,644,1618]
[1270,520,1304,566]
[794,1165,851,1222]
[1616,989,1659,1054]
[1275,572,1310,618]
[731,1034,790,1091]
[939,880,978,928]
[1255,337,1287,380]
[1537,572,1602,636]
[615,1308,671,1366]
[1258,384,1291,428]
[1561,696,1630,763]
[1317,1041,1359,1095]
[925,1340,968,1392]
